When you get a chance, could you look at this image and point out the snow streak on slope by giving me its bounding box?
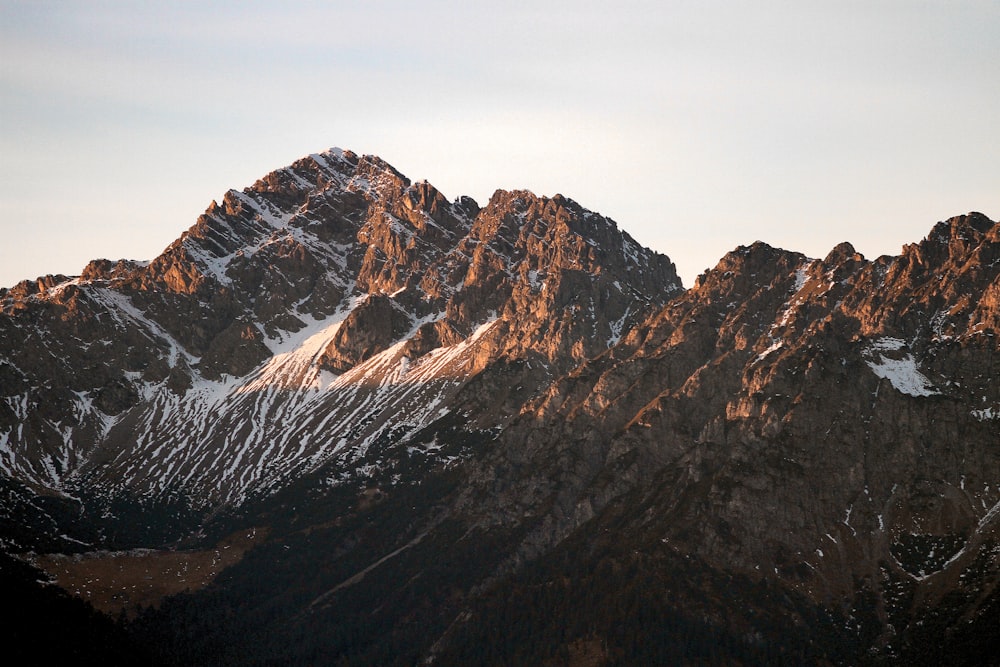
[1,146,682,516]
[241,295,366,392]
[79,303,501,508]
[0,284,199,491]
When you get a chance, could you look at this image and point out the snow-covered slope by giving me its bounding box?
[0,148,680,530]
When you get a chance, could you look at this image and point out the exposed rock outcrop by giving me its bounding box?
[1,147,996,664]
[0,147,679,517]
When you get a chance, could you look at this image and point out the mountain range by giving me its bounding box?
[2,148,998,665]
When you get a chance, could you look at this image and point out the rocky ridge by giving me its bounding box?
[449,212,1000,657]
[0,148,678,541]
[1,147,998,664]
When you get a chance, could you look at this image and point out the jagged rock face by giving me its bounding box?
[0,148,679,527]
[461,212,1000,650]
[2,146,998,663]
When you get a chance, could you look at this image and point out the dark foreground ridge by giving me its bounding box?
[2,148,999,665]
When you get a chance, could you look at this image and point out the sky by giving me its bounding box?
[1,1,998,289]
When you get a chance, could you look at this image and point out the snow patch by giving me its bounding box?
[871,337,905,352]
[864,338,939,397]
[608,304,632,347]
[972,407,997,421]
[793,265,810,292]
[866,354,939,397]
[757,338,784,361]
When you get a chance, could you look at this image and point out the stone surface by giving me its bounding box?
[1,147,997,663]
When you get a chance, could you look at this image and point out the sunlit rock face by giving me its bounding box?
[2,148,998,664]
[456,211,1000,658]
[0,147,679,518]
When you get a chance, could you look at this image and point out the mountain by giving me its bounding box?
[0,149,678,544]
[2,148,998,665]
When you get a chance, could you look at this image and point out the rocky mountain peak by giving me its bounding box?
[0,147,680,517]
[822,240,862,266]
[2,148,998,665]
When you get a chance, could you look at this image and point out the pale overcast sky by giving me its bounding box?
[2,1,998,288]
